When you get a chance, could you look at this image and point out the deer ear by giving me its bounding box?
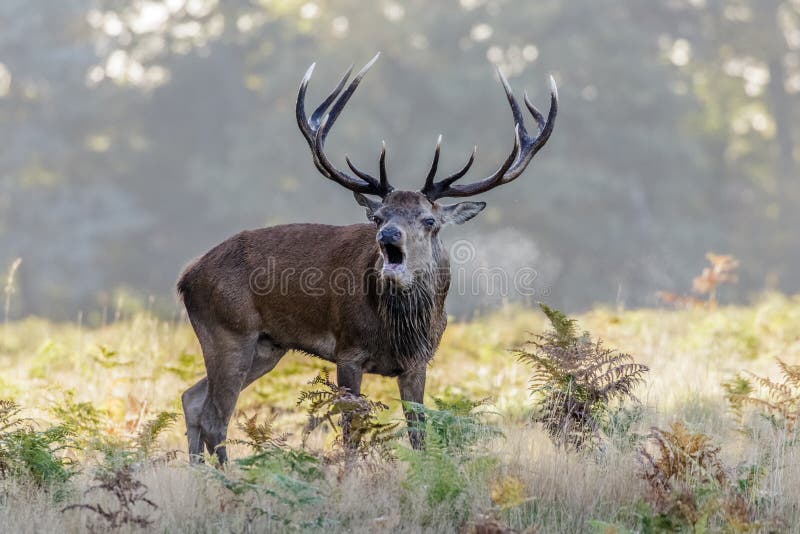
[353,192,382,217]
[439,201,486,225]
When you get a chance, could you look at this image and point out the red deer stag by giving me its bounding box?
[178,53,557,463]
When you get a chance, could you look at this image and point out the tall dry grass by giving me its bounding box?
[1,295,800,532]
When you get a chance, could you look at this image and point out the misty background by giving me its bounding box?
[1,0,798,320]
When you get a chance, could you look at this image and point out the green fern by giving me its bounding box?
[399,397,501,526]
[298,370,398,463]
[405,395,501,456]
[539,302,580,346]
[516,304,649,449]
[0,399,75,489]
[399,431,465,507]
[134,411,178,458]
[49,391,107,448]
[224,412,288,453]
[724,359,800,432]
[208,444,326,529]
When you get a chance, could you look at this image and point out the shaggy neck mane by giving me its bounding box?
[377,272,437,369]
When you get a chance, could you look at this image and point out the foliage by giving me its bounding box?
[3,303,800,530]
[601,405,647,450]
[637,421,758,532]
[489,475,528,510]
[48,391,107,449]
[724,358,800,432]
[208,418,327,530]
[516,304,649,449]
[722,374,756,425]
[227,412,288,453]
[62,465,157,532]
[297,370,398,463]
[133,411,178,459]
[692,253,740,306]
[405,395,502,457]
[658,252,740,309]
[0,399,74,488]
[7,1,800,317]
[399,396,502,522]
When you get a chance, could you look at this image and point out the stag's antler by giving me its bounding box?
[420,70,558,200]
[296,53,393,197]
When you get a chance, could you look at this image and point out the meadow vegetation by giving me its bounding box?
[2,295,800,532]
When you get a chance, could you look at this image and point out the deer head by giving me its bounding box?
[296,53,558,287]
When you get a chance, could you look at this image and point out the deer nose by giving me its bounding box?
[378,226,402,244]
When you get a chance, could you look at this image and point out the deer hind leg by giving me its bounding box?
[182,377,208,462]
[196,330,259,464]
[182,331,285,463]
[241,334,287,389]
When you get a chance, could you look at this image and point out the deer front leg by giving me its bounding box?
[336,362,363,451]
[398,366,426,450]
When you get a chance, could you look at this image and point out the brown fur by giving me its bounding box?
[178,191,482,462]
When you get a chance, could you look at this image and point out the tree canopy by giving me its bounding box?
[1,0,799,318]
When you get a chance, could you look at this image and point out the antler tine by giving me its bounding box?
[313,54,388,193]
[523,90,545,132]
[296,63,351,148]
[379,140,390,192]
[344,140,393,194]
[309,65,353,129]
[423,135,443,191]
[345,155,375,182]
[420,71,557,200]
[296,53,393,197]
[315,53,380,144]
[498,68,527,137]
[436,144,477,189]
[436,126,520,198]
[499,75,558,184]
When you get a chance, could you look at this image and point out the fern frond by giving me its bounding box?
[135,411,178,457]
[297,371,398,464]
[538,302,579,346]
[726,360,800,431]
[518,306,648,450]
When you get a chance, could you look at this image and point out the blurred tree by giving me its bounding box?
[0,0,796,317]
[665,0,800,292]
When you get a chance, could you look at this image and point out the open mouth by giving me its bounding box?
[380,243,406,271]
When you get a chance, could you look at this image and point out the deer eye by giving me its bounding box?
[422,217,436,228]
[372,216,383,227]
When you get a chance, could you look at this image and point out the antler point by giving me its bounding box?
[302,63,316,84]
[355,53,380,80]
[549,75,558,100]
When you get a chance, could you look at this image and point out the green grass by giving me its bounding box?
[1,295,800,532]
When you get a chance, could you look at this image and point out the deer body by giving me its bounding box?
[180,54,557,463]
[179,220,449,375]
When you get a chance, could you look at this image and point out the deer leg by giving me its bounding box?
[199,331,258,464]
[398,366,427,450]
[336,362,363,451]
[241,335,287,390]
[181,377,208,462]
[183,334,283,463]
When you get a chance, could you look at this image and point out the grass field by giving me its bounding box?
[1,295,800,533]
